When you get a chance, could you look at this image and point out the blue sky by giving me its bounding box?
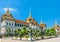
[0,0,60,28]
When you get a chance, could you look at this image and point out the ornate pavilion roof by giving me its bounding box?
[39,19,46,28]
[1,8,15,22]
[26,11,37,25]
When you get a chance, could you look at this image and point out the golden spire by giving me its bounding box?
[6,0,10,14]
[40,18,43,24]
[55,20,58,26]
[29,9,32,18]
[6,8,10,14]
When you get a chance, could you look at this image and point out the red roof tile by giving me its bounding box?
[15,20,28,25]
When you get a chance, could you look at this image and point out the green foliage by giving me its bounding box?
[5,26,58,39]
[45,29,50,36]
[5,27,11,37]
[45,28,56,37]
[49,28,56,36]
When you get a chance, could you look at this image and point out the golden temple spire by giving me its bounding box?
[40,18,43,24]
[6,0,10,14]
[29,9,32,18]
[55,20,58,26]
[6,8,10,14]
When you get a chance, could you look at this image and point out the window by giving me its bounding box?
[18,24,19,27]
[21,24,23,27]
[12,24,13,26]
[15,23,19,27]
[15,23,17,26]
[20,24,21,27]
[19,24,23,27]
[9,23,11,26]
[6,23,8,25]
[27,25,29,27]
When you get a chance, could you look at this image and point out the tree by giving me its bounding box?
[45,29,50,36]
[49,28,56,37]
[45,28,56,38]
[34,29,40,38]
[19,30,23,40]
[5,27,11,37]
[22,26,29,38]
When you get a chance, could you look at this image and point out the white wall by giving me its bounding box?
[1,20,16,32]
[1,27,6,34]
[5,20,15,26]
[1,20,6,27]
[1,20,15,27]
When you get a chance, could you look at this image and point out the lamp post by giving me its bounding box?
[29,23,32,42]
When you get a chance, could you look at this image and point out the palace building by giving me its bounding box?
[0,8,46,34]
[0,8,60,34]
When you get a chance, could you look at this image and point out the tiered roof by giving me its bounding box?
[26,11,37,25]
[1,8,15,22]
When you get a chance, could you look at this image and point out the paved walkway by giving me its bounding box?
[0,37,60,42]
[34,37,60,42]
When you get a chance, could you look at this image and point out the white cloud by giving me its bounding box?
[0,8,19,15]
[3,8,16,12]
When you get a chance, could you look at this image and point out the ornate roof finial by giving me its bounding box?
[6,8,9,13]
[6,0,10,14]
[29,8,32,18]
[55,20,58,25]
[40,18,43,24]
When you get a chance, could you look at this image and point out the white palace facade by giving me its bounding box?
[0,8,46,34]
